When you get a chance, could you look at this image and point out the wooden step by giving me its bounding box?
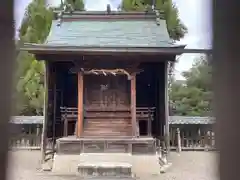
[86,126,130,128]
[86,125,131,129]
[84,128,131,132]
[86,119,131,123]
[86,123,131,126]
[83,129,131,133]
[85,121,131,125]
[83,127,132,135]
[83,131,131,134]
[87,119,131,122]
[86,121,131,125]
[85,113,131,118]
[83,132,131,136]
[82,116,132,136]
[83,132,131,135]
[86,118,131,121]
[85,125,131,129]
[86,125,131,128]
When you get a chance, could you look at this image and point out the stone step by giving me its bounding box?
[78,162,132,177]
[80,177,135,180]
[79,153,132,164]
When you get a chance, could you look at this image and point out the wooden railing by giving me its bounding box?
[9,133,55,152]
[170,127,215,151]
[9,134,41,149]
[60,106,155,137]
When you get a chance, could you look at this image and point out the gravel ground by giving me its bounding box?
[7,150,218,180]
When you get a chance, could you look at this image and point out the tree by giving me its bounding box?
[58,0,85,11]
[169,56,212,116]
[120,0,187,41]
[14,0,53,115]
[71,0,85,10]
[15,0,86,115]
[182,56,212,92]
[121,0,145,11]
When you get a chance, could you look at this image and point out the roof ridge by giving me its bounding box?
[54,10,165,16]
[54,11,165,27]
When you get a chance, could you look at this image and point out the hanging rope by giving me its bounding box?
[83,69,133,79]
[69,67,143,80]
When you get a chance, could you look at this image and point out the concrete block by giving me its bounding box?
[78,162,132,177]
[79,153,132,164]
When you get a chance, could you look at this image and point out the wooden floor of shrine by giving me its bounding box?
[56,136,157,155]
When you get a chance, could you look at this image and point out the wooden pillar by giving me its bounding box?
[165,62,170,154]
[176,128,181,153]
[41,61,49,163]
[53,70,57,142]
[36,124,40,136]
[130,74,137,137]
[77,72,84,137]
[36,124,40,146]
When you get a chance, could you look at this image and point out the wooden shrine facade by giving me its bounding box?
[19,48,186,158]
[19,11,186,158]
[39,54,175,141]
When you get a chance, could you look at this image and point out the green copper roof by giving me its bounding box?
[45,19,175,47]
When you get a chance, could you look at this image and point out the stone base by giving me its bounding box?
[79,153,132,164]
[78,153,133,177]
[78,162,132,177]
[52,153,160,176]
[56,136,156,155]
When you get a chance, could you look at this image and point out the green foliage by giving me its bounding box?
[20,0,54,43]
[59,0,85,11]
[71,0,85,11]
[14,0,53,115]
[121,0,145,11]
[161,2,187,41]
[120,0,187,40]
[15,0,86,115]
[169,56,212,116]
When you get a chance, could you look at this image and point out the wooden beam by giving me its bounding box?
[131,74,137,137]
[77,72,84,137]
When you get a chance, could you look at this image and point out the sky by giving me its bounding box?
[14,0,211,80]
